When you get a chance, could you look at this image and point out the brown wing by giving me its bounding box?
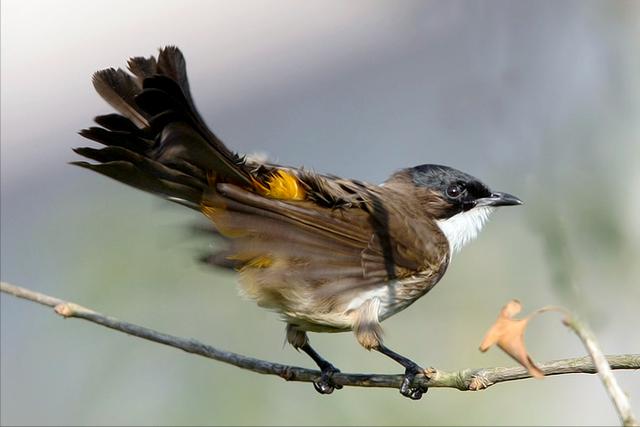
[202,178,449,319]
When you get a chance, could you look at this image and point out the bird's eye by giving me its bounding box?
[446,183,464,198]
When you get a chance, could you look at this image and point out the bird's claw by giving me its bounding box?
[399,365,429,400]
[312,366,342,395]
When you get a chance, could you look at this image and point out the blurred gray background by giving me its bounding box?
[1,0,639,425]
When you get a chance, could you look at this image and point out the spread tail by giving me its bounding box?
[73,46,253,208]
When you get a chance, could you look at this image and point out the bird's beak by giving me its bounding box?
[476,192,523,207]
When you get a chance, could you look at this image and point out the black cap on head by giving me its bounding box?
[410,164,522,214]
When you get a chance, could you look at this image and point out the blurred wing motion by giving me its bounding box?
[74,46,448,330]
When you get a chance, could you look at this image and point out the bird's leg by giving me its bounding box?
[375,343,428,400]
[286,324,342,394]
[352,298,427,399]
[300,342,343,394]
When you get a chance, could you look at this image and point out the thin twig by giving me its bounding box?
[563,316,639,426]
[1,281,639,393]
[528,305,638,426]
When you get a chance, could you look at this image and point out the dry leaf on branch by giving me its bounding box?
[479,299,545,379]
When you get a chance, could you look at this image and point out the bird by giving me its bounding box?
[72,46,522,400]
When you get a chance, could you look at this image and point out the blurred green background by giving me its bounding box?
[1,1,639,425]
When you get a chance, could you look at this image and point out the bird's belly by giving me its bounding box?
[283,275,439,332]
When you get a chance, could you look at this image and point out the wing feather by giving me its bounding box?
[202,181,448,321]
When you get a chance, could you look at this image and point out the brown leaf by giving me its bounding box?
[479,300,544,379]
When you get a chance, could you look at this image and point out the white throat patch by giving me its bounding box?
[436,207,494,254]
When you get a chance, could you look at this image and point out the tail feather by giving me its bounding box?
[71,160,203,206]
[72,146,206,192]
[75,46,254,208]
[156,46,193,105]
[92,68,149,128]
[130,47,235,161]
[79,126,152,153]
[127,55,157,83]
[127,46,191,101]
[140,70,240,165]
[94,113,142,133]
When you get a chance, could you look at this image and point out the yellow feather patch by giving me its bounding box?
[201,204,217,218]
[254,170,306,201]
[243,255,274,269]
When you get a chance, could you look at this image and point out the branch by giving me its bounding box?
[563,315,639,426]
[2,281,639,393]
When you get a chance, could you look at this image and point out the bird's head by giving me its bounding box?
[393,164,522,254]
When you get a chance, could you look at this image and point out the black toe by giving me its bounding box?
[399,365,428,400]
[313,379,335,394]
[312,366,341,395]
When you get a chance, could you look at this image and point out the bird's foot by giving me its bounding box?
[312,365,343,395]
[399,362,429,400]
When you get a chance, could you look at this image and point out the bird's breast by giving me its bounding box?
[377,269,446,321]
[343,263,447,324]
